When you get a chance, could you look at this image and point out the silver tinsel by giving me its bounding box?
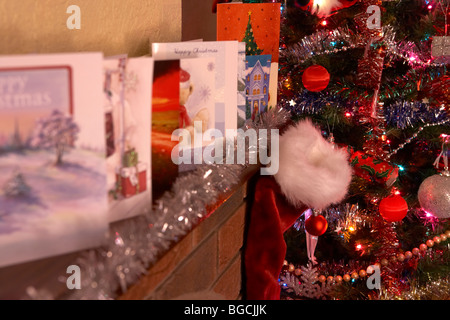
[24,106,291,300]
[281,26,365,65]
[293,203,372,237]
[282,25,446,68]
[380,277,450,300]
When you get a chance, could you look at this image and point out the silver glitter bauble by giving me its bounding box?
[418,173,450,219]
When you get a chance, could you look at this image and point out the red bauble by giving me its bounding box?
[302,65,330,92]
[379,194,408,222]
[305,215,328,236]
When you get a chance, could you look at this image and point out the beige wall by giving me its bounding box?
[0,0,182,57]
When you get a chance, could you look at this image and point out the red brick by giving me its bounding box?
[218,204,246,272]
[152,233,218,299]
[212,255,242,300]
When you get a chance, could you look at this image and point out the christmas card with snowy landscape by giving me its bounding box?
[104,56,154,223]
[152,41,238,134]
[0,52,108,267]
[217,2,281,109]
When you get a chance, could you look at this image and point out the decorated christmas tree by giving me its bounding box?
[273,0,450,300]
[242,10,264,55]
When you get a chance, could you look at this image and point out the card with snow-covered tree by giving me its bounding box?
[0,52,108,268]
[103,56,154,222]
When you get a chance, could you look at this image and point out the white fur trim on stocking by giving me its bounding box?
[274,119,352,210]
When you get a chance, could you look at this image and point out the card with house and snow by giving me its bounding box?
[0,53,108,267]
[217,3,281,109]
[245,54,271,121]
[103,56,153,223]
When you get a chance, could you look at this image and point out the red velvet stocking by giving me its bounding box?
[244,176,308,300]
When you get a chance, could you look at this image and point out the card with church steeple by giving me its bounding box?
[217,2,281,110]
[0,53,108,268]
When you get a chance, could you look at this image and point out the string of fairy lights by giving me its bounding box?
[386,118,450,160]
[281,229,450,288]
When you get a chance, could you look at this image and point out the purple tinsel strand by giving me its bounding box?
[384,101,448,129]
[279,91,360,116]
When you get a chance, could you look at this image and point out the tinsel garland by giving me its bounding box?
[25,107,292,300]
[281,25,446,68]
[382,277,450,300]
[293,203,373,238]
[278,90,360,116]
[280,26,367,65]
[384,101,448,129]
[371,214,409,297]
[279,88,448,132]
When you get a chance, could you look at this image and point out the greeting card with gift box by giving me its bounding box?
[0,52,108,267]
[103,56,154,222]
[116,149,148,198]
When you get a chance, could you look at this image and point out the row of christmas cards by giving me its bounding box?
[0,2,281,268]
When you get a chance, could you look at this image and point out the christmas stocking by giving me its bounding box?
[244,119,352,300]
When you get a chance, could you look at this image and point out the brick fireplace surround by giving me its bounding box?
[120,182,250,300]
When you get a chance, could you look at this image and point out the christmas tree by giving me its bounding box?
[3,171,31,197]
[242,10,264,55]
[274,0,450,300]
